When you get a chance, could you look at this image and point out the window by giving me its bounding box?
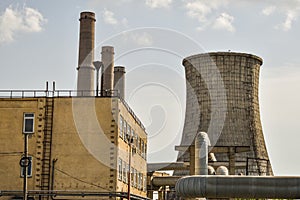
[119,116,124,139]
[133,168,137,188]
[143,175,147,191]
[122,160,127,183]
[23,113,35,134]
[123,121,127,142]
[141,140,145,158]
[131,167,134,186]
[139,173,143,190]
[137,172,141,189]
[127,125,131,139]
[118,158,122,180]
[20,156,32,177]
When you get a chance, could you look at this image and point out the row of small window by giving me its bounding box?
[119,115,147,160]
[118,158,147,192]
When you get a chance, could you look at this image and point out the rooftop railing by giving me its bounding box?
[0,89,145,131]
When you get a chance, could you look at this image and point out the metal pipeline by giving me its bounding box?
[175,175,300,199]
[152,176,181,187]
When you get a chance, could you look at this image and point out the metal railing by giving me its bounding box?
[0,89,146,131]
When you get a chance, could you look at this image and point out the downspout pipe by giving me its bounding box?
[175,175,300,199]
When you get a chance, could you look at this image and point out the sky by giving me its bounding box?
[0,0,300,175]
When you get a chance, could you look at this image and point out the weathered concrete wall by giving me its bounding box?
[178,52,272,176]
[0,97,147,199]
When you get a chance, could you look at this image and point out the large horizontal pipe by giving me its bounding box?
[152,176,181,186]
[147,162,189,172]
[175,175,300,199]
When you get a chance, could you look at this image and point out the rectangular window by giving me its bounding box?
[141,140,145,158]
[20,156,32,177]
[133,168,137,188]
[123,121,127,142]
[126,163,130,184]
[23,113,35,134]
[143,175,147,191]
[137,172,141,189]
[118,158,122,180]
[122,161,127,183]
[131,167,134,186]
[119,115,124,139]
[127,125,131,139]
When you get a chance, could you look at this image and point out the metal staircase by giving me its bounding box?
[41,97,54,196]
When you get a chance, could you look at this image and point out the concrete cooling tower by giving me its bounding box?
[177,52,273,176]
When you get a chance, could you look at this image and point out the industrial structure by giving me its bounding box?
[176,52,273,176]
[2,9,300,200]
[0,11,147,200]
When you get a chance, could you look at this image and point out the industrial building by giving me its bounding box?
[0,11,148,200]
[2,9,293,200]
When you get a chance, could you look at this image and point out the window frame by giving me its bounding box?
[23,113,35,134]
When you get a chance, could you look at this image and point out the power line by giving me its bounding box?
[54,167,111,191]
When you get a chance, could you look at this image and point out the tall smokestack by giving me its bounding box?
[77,11,96,96]
[114,66,126,99]
[101,46,114,96]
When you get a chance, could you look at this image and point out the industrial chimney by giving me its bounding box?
[114,66,126,99]
[76,11,96,96]
[101,46,114,96]
[177,52,272,176]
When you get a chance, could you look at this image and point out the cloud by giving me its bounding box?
[145,0,172,8]
[103,9,118,25]
[212,12,235,32]
[103,8,128,27]
[185,0,228,23]
[262,6,276,16]
[0,5,46,44]
[135,32,153,46]
[121,32,153,46]
[262,1,300,31]
[275,10,297,31]
[185,0,233,32]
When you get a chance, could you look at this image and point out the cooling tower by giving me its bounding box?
[177,52,272,176]
[101,46,114,96]
[77,11,96,96]
[114,66,126,99]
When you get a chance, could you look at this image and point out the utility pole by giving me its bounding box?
[127,134,133,200]
[21,133,29,200]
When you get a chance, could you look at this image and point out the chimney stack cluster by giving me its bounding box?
[76,11,125,99]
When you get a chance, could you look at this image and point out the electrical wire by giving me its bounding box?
[54,167,112,191]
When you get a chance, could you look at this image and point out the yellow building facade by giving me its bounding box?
[0,94,147,200]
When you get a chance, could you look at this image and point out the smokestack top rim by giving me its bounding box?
[80,11,96,21]
[114,66,126,72]
[182,51,263,66]
[101,46,115,52]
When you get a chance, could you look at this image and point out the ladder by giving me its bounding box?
[41,97,54,196]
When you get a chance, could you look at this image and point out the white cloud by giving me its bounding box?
[262,6,276,16]
[103,9,118,25]
[185,0,228,23]
[275,10,297,31]
[212,12,235,32]
[121,31,153,46]
[145,0,172,9]
[135,32,153,46]
[262,1,300,31]
[0,5,46,44]
[103,8,128,27]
